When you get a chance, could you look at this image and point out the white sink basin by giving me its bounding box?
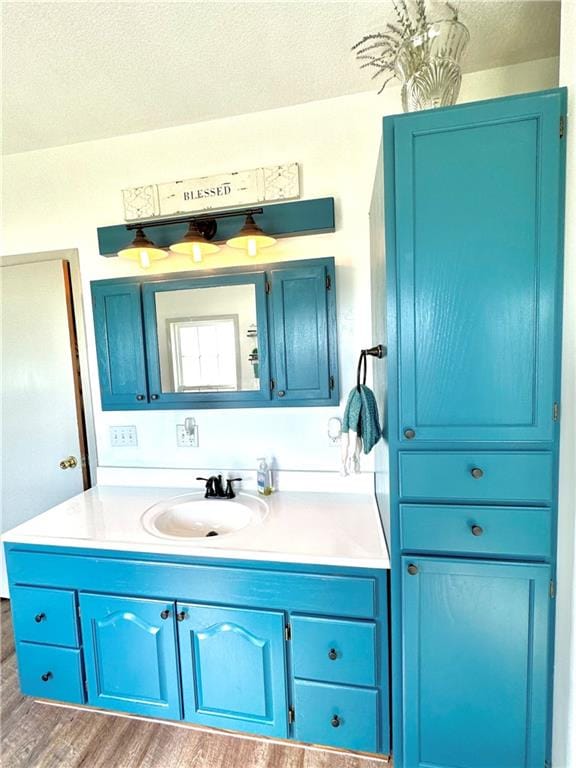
[141,492,269,540]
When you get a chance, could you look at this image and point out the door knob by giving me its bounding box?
[59,456,77,470]
[404,428,416,439]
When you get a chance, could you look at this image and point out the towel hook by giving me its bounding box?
[356,344,387,392]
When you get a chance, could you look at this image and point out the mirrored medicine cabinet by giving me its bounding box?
[91,258,339,410]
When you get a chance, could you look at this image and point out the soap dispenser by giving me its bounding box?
[256,457,274,496]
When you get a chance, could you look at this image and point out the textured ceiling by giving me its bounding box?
[1,1,561,155]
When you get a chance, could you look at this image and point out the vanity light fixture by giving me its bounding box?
[169,220,220,263]
[227,213,276,257]
[117,227,168,269]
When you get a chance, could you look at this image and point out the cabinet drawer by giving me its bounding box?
[400,505,551,559]
[293,680,378,753]
[399,452,553,504]
[291,616,376,687]
[16,642,84,703]
[11,586,79,647]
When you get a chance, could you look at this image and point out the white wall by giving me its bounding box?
[554,4,576,767]
[1,57,559,474]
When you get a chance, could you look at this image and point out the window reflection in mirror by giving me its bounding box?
[155,284,259,393]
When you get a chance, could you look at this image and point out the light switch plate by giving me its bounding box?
[177,424,199,448]
[110,426,138,447]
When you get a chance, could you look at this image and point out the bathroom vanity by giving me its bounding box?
[3,487,390,756]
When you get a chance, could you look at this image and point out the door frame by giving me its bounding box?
[1,248,96,486]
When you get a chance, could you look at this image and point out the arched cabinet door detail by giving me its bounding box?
[79,594,181,720]
[177,603,288,738]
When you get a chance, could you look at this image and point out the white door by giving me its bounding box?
[1,259,87,595]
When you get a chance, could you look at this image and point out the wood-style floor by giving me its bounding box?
[0,601,389,768]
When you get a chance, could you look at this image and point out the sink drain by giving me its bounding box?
[205,530,219,537]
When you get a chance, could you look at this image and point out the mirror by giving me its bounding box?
[155,284,259,393]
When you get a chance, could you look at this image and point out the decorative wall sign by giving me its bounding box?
[122,163,300,222]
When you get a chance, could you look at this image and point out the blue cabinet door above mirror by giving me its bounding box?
[91,258,339,410]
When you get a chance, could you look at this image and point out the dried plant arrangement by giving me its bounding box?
[352,0,459,94]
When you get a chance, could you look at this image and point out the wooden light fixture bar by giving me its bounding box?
[97,197,335,257]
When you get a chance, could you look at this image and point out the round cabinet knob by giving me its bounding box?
[176,611,187,622]
[41,672,53,682]
[150,394,159,401]
[331,715,341,728]
[277,390,286,398]
[328,648,338,661]
[160,609,170,620]
[404,428,416,440]
[34,613,46,623]
[471,525,484,537]
[136,394,145,401]
[59,456,77,470]
[470,467,484,479]
[407,563,419,575]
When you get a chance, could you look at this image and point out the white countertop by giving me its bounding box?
[2,486,390,570]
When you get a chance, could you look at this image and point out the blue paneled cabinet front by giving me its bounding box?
[269,263,335,401]
[393,91,564,444]
[177,603,288,737]
[80,594,182,719]
[402,557,551,768]
[91,282,148,408]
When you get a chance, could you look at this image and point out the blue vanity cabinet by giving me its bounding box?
[6,545,390,755]
[91,281,149,409]
[401,557,551,768]
[79,593,182,720]
[268,262,338,404]
[372,88,567,768]
[177,603,288,737]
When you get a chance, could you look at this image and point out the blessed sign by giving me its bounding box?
[122,163,300,221]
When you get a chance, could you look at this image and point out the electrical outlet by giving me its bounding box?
[110,426,138,447]
[327,416,342,448]
[177,424,199,448]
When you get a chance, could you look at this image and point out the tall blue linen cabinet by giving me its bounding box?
[371,88,567,768]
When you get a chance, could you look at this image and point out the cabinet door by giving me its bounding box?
[391,90,565,442]
[269,263,338,403]
[402,557,550,768]
[141,272,271,406]
[80,594,181,720]
[177,603,288,737]
[91,282,148,409]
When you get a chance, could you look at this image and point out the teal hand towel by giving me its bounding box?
[342,384,382,454]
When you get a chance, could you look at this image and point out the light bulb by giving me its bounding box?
[192,244,203,263]
[139,249,151,269]
[247,238,258,257]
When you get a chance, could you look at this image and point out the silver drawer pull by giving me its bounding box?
[470,467,484,479]
[471,525,484,537]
